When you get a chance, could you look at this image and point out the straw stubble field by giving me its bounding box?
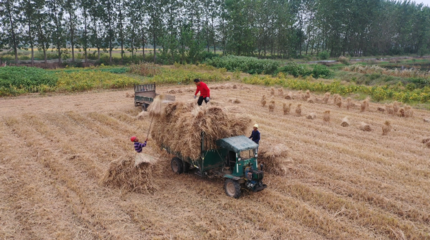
[0,84,430,239]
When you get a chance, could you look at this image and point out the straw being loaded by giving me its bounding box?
[102,155,156,193]
[258,140,290,176]
[151,102,251,160]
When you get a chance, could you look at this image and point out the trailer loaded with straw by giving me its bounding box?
[150,101,267,198]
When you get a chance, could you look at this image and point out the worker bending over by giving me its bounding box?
[194,79,210,106]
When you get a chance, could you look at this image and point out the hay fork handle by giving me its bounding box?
[146,116,154,140]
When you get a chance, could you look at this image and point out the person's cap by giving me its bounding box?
[193,79,200,83]
[130,136,137,142]
[253,124,259,128]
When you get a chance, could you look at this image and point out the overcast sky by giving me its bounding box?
[413,0,430,6]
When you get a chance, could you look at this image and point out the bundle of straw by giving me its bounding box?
[382,121,391,135]
[102,155,156,193]
[306,113,317,119]
[359,122,372,131]
[258,140,290,176]
[341,117,350,127]
[147,95,165,117]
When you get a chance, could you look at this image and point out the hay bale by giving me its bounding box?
[151,103,251,160]
[360,100,367,112]
[314,97,321,103]
[283,103,291,115]
[177,89,183,93]
[393,101,399,113]
[307,98,314,104]
[359,122,372,131]
[102,156,156,193]
[126,92,130,98]
[285,92,293,100]
[306,113,317,119]
[382,121,391,135]
[228,99,233,103]
[341,117,350,127]
[269,100,275,113]
[304,90,311,100]
[233,84,237,89]
[426,141,430,148]
[258,141,290,176]
[398,108,405,117]
[386,104,394,115]
[167,89,176,94]
[333,94,340,105]
[295,104,302,116]
[422,138,430,144]
[377,107,385,113]
[322,92,330,104]
[270,87,275,96]
[233,99,241,104]
[278,88,284,97]
[335,97,342,108]
[261,95,267,107]
[301,94,307,101]
[405,106,413,118]
[424,118,430,123]
[323,110,330,123]
[346,97,352,110]
[131,93,135,98]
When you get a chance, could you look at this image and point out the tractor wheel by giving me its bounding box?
[142,103,149,111]
[171,157,183,174]
[224,179,241,199]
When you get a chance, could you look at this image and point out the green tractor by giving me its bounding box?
[166,132,266,198]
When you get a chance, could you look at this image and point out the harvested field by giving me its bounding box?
[1,84,430,239]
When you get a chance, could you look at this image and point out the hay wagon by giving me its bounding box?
[134,83,175,111]
[165,133,267,198]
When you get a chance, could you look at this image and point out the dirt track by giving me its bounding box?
[1,84,430,239]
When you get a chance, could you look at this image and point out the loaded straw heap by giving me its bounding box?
[151,102,251,160]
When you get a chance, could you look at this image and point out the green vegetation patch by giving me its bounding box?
[0,66,58,88]
[0,66,58,96]
[150,65,228,84]
[243,74,430,103]
[0,66,140,96]
[205,55,280,75]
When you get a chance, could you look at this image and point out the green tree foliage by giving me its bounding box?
[2,0,430,64]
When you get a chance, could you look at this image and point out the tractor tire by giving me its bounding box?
[224,179,241,199]
[142,103,149,111]
[171,157,183,174]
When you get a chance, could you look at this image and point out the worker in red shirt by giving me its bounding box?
[194,79,210,106]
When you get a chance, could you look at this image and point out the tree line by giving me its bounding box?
[1,0,430,65]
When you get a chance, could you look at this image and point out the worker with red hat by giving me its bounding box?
[131,136,148,153]
[131,136,148,165]
[194,79,210,106]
